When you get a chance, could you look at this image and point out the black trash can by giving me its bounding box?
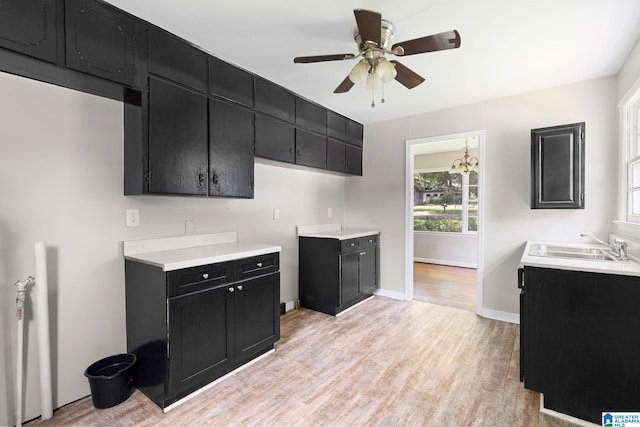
[84,353,137,409]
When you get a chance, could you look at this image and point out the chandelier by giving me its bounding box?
[449,141,479,174]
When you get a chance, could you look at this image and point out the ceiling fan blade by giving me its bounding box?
[354,9,382,47]
[334,76,355,93]
[390,60,425,89]
[294,53,356,63]
[392,30,461,56]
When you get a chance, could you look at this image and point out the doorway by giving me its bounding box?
[404,131,485,314]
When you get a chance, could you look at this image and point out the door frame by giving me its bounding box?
[404,130,486,313]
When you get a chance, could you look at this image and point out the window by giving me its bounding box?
[624,93,640,222]
[413,170,478,233]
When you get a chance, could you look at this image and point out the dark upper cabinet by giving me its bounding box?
[0,0,58,63]
[65,0,137,86]
[346,145,363,176]
[295,128,326,169]
[148,76,208,195]
[209,56,253,108]
[346,120,363,147]
[327,138,346,173]
[254,113,295,163]
[209,97,254,198]
[531,122,585,209]
[295,97,326,134]
[255,77,295,123]
[148,26,207,92]
[327,111,347,141]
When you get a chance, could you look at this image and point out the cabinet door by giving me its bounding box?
[531,122,584,209]
[148,77,208,195]
[254,113,295,163]
[0,0,58,63]
[295,128,326,169]
[340,252,361,308]
[148,27,207,92]
[327,111,347,141]
[65,0,136,86]
[295,97,326,134]
[209,97,254,198]
[234,273,280,365]
[345,145,363,176]
[209,56,254,108]
[255,77,295,123]
[168,285,235,399]
[359,247,377,295]
[327,138,346,173]
[346,120,363,147]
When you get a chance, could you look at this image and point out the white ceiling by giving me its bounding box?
[107,0,640,124]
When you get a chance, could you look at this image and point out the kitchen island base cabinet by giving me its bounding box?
[299,233,379,316]
[125,254,280,409]
[519,266,640,425]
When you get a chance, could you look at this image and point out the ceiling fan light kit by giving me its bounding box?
[293,9,461,107]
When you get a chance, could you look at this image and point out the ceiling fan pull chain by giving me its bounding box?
[381,84,386,104]
[371,85,375,108]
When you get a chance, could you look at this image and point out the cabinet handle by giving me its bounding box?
[212,173,218,185]
[228,287,235,293]
[289,146,294,154]
[360,252,366,256]
[198,173,205,184]
[257,262,263,268]
[237,285,243,291]
[297,148,302,156]
[202,273,209,279]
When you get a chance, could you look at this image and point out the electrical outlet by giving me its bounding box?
[126,209,140,227]
[328,207,333,218]
[273,208,280,220]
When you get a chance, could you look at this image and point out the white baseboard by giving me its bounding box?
[414,257,477,269]
[477,307,519,324]
[374,288,408,301]
[284,300,296,312]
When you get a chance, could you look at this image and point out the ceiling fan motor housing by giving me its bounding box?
[354,19,395,51]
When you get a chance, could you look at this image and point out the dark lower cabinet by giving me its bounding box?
[299,233,379,316]
[148,76,208,195]
[0,0,58,63]
[209,98,254,198]
[125,252,280,408]
[519,266,640,424]
[65,0,137,86]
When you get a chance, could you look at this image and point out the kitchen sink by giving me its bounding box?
[528,244,615,261]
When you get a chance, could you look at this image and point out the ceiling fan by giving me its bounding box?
[294,9,461,106]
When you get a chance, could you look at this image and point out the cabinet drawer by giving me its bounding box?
[235,253,279,280]
[167,262,234,297]
[341,238,360,252]
[359,235,378,249]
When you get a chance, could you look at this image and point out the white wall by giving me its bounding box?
[0,72,346,425]
[618,37,640,100]
[346,76,618,316]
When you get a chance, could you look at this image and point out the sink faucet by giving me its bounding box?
[580,234,628,261]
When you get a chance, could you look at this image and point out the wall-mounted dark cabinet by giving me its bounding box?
[346,145,363,176]
[209,97,254,198]
[255,77,295,123]
[148,27,207,92]
[327,110,347,141]
[65,0,137,87]
[296,97,326,134]
[347,120,364,147]
[0,0,58,63]
[125,252,280,408]
[147,76,208,195]
[255,113,295,163]
[295,128,326,169]
[209,56,253,108]
[327,138,346,173]
[531,122,585,209]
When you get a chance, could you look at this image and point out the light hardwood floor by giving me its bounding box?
[414,262,476,312]
[25,296,543,426]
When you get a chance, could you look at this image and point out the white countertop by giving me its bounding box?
[298,228,379,240]
[520,240,640,277]
[123,233,281,271]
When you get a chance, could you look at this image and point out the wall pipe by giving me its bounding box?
[14,276,33,427]
[34,242,53,420]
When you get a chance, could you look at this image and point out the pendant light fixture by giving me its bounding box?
[449,141,479,174]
